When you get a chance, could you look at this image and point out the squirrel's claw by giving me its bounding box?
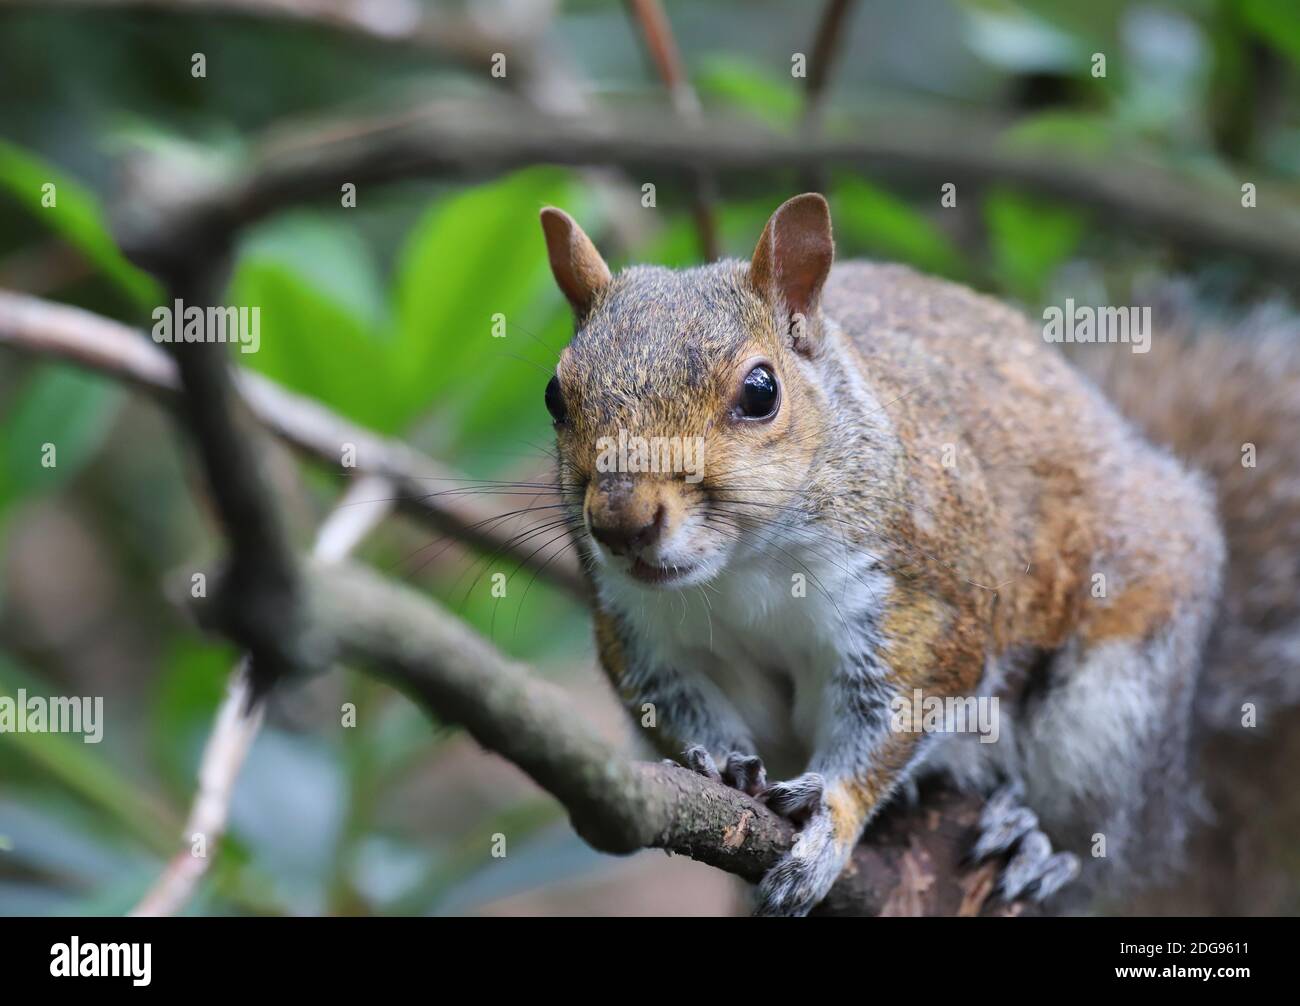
[1018,849,1082,902]
[723,753,768,796]
[683,744,722,782]
[998,830,1081,902]
[754,784,838,916]
[971,803,1038,861]
[681,759,845,915]
[682,746,768,797]
[760,771,825,824]
[973,782,1081,903]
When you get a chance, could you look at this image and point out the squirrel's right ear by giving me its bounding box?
[750,193,834,350]
[539,207,611,321]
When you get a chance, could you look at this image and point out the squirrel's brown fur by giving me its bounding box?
[1077,299,1300,729]
[540,195,1294,915]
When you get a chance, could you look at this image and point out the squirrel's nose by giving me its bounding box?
[591,504,666,557]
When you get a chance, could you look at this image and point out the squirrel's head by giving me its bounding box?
[540,193,838,590]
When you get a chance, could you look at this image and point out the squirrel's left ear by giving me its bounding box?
[750,193,834,351]
[539,207,611,322]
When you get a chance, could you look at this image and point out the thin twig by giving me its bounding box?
[625,0,700,118]
[804,0,857,131]
[800,0,858,192]
[624,0,719,260]
[131,475,393,917]
[128,660,262,917]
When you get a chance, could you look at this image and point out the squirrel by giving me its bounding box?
[536,192,1298,916]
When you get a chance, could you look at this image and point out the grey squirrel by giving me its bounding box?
[537,193,1299,916]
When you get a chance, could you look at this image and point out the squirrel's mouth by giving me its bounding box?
[628,557,698,586]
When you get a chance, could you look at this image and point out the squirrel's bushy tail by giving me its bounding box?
[1077,292,1300,730]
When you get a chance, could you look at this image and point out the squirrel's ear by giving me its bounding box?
[540,207,611,320]
[750,193,834,340]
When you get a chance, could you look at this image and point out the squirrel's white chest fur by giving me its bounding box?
[600,543,892,776]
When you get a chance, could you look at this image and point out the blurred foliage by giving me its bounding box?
[984,189,1087,302]
[0,141,160,309]
[1,0,1298,916]
[0,367,124,516]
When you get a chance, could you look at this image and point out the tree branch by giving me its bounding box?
[6,0,650,252]
[159,260,308,693]
[0,0,559,66]
[289,557,1020,916]
[0,289,588,599]
[109,97,1300,279]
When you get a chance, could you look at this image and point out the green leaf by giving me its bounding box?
[228,170,586,437]
[0,365,123,513]
[391,168,585,426]
[696,55,801,128]
[0,140,160,309]
[238,213,387,327]
[1240,0,1300,65]
[228,247,397,431]
[832,176,968,279]
[983,189,1086,302]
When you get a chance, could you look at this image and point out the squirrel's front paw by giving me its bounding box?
[971,782,1081,902]
[761,771,825,823]
[680,744,768,796]
[754,772,841,916]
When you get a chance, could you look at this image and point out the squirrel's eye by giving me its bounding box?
[545,375,567,425]
[734,365,779,421]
